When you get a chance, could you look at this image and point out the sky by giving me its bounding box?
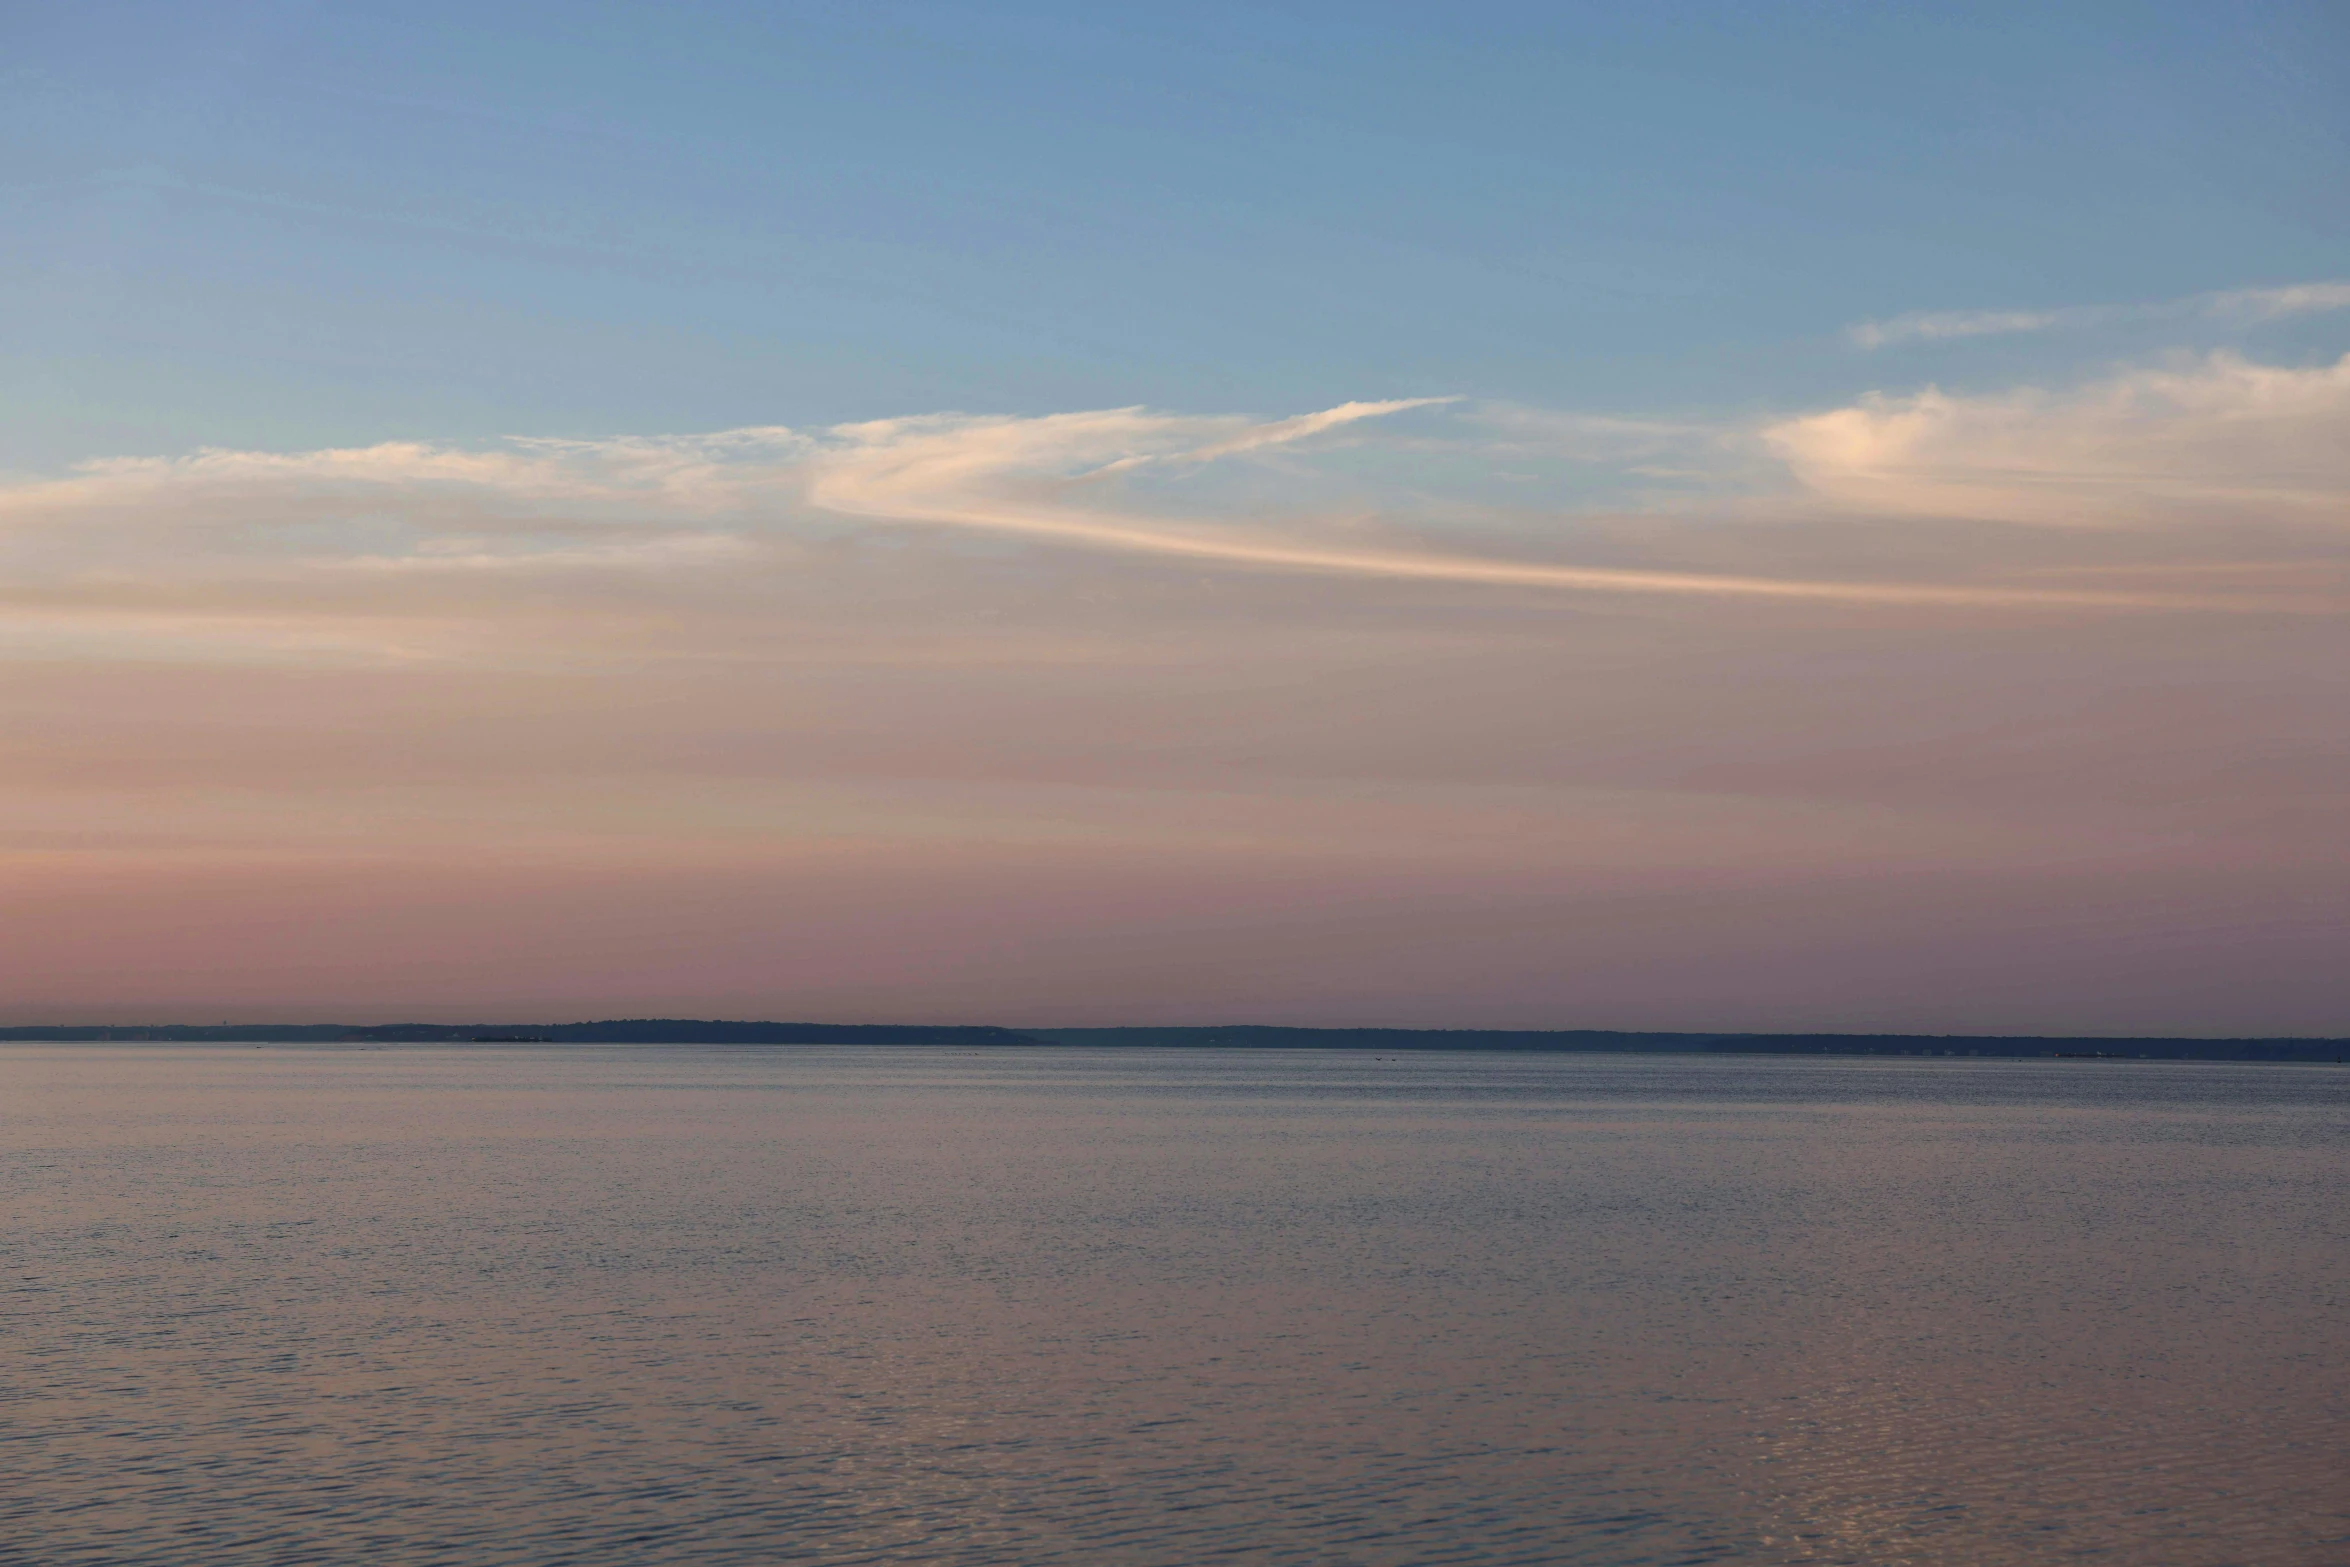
[3,0,2346,1032]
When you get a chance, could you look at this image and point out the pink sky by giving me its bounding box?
[6,359,2346,1032]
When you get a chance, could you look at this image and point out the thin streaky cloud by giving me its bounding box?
[7,369,2341,647]
[1848,310,2070,350]
[806,402,2239,611]
[806,480,2225,610]
[1849,280,2350,349]
[2204,281,2350,321]
[1104,398,1459,472]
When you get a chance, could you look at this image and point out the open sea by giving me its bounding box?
[1,1045,2342,1566]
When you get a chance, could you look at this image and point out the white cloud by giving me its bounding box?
[1,365,2341,676]
[1766,352,2350,529]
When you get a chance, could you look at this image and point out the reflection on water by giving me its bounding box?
[1,1046,2342,1564]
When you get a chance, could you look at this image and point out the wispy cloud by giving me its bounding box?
[1849,280,2350,349]
[1848,309,2071,350]
[2204,281,2350,322]
[2,362,2343,678]
[1767,351,2350,530]
[803,405,2219,609]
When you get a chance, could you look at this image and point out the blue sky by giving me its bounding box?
[7,0,2346,467]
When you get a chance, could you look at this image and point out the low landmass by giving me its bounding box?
[0,1020,1033,1046]
[0,1020,2341,1061]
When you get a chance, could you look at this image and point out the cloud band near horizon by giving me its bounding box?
[3,352,2345,1032]
[4,352,2346,661]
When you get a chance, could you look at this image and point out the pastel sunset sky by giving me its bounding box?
[5,2,2345,1031]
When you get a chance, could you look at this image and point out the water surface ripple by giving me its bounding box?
[2,1047,2342,1565]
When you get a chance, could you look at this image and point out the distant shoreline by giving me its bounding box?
[0,1020,2342,1063]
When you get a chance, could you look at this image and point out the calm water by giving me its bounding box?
[1,1047,2342,1566]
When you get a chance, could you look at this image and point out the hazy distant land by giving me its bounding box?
[2,1021,2342,1062]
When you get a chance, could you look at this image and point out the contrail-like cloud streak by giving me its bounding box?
[806,400,2261,611]
[807,480,2210,609]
